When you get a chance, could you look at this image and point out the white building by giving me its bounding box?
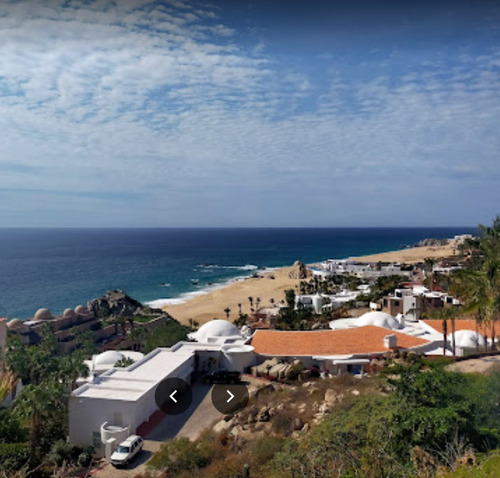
[69,320,254,455]
[295,290,363,314]
[318,259,407,279]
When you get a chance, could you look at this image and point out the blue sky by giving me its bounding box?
[0,0,499,227]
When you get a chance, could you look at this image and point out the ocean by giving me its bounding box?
[0,227,476,319]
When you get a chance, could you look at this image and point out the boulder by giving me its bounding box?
[324,389,338,404]
[87,290,144,318]
[213,420,232,434]
[293,418,304,431]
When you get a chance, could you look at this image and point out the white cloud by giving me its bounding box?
[0,1,499,226]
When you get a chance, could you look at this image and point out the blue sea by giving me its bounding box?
[0,227,476,319]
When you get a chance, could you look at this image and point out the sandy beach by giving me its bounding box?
[162,266,300,326]
[163,241,457,326]
[348,241,457,264]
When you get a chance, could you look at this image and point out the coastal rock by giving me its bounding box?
[414,238,449,247]
[289,261,311,279]
[87,289,144,318]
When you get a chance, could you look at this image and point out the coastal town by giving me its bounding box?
[1,227,499,477]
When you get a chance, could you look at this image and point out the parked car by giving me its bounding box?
[110,435,143,467]
[203,369,241,384]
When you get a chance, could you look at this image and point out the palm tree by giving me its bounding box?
[14,382,66,468]
[248,296,253,311]
[256,297,261,311]
[57,352,89,391]
[237,303,242,317]
[450,217,500,352]
[224,307,231,319]
[424,257,435,291]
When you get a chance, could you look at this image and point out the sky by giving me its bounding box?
[0,0,499,227]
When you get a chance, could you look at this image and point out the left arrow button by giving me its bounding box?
[170,390,178,403]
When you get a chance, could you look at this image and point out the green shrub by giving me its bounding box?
[147,437,214,473]
[48,440,93,467]
[0,442,29,473]
[249,435,286,464]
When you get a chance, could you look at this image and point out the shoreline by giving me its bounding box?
[160,240,457,326]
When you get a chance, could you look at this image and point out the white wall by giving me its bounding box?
[69,396,138,453]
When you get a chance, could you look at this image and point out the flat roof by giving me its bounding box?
[72,342,221,401]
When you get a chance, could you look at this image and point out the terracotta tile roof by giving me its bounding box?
[423,319,496,336]
[251,325,429,356]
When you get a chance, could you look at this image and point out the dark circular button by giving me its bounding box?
[155,377,192,415]
[211,383,249,414]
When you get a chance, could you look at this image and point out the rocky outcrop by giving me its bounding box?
[251,358,304,381]
[288,261,311,279]
[414,238,449,247]
[87,290,144,318]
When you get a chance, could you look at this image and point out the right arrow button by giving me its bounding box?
[211,383,249,414]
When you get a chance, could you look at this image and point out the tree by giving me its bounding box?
[114,357,135,368]
[56,353,89,391]
[14,382,67,468]
[450,217,500,352]
[284,289,295,309]
[223,307,231,320]
[424,257,435,291]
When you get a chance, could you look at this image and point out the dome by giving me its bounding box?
[75,305,87,314]
[63,308,76,319]
[193,319,242,342]
[34,308,52,320]
[7,318,22,329]
[358,311,402,330]
[94,350,125,367]
[448,330,486,349]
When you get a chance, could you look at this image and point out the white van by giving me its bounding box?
[110,435,144,467]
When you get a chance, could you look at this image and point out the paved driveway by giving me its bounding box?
[91,383,223,477]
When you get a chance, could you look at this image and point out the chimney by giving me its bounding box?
[384,334,397,349]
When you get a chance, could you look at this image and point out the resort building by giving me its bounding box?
[295,289,364,314]
[69,320,254,455]
[317,260,408,279]
[68,315,493,455]
[382,286,460,321]
[250,324,433,375]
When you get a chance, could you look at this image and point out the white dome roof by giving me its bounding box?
[194,319,241,342]
[358,311,402,330]
[94,350,125,367]
[448,330,485,349]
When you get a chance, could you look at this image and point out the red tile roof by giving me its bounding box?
[423,319,495,336]
[251,325,429,356]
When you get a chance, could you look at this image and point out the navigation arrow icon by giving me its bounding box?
[226,390,234,403]
[169,390,178,403]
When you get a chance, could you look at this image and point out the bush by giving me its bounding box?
[271,411,296,436]
[0,442,29,474]
[249,435,286,464]
[48,440,94,467]
[147,436,219,473]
